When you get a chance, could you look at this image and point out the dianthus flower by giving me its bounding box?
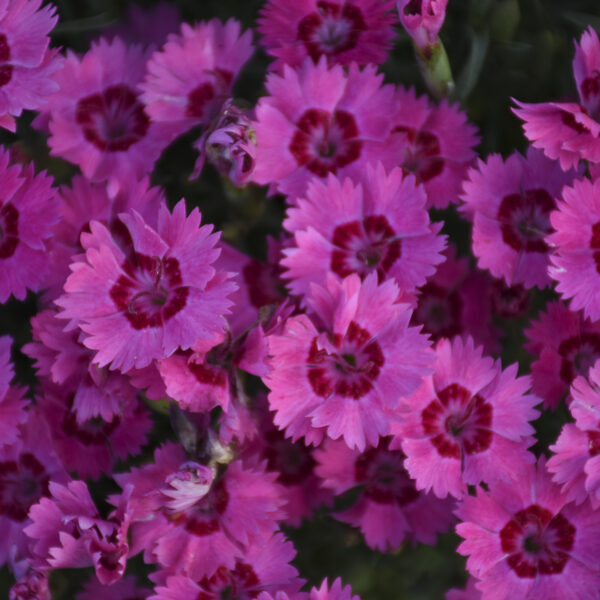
[141,19,253,130]
[397,0,448,52]
[266,273,433,450]
[513,26,600,171]
[252,57,400,199]
[0,147,60,303]
[148,533,303,600]
[390,86,479,209]
[397,336,539,499]
[0,0,61,132]
[460,147,578,289]
[56,201,235,373]
[257,0,396,70]
[115,443,286,579]
[548,176,600,321]
[281,164,446,299]
[315,437,454,550]
[547,360,600,508]
[456,458,600,600]
[46,37,178,190]
[525,300,600,409]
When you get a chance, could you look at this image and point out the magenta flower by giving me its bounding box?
[0,148,60,303]
[397,0,448,52]
[281,164,446,298]
[456,458,600,599]
[315,437,454,550]
[397,336,539,499]
[266,273,433,450]
[252,57,400,199]
[56,201,235,373]
[548,177,600,321]
[525,301,600,409]
[391,86,479,209]
[0,0,61,132]
[513,27,600,171]
[148,533,303,600]
[0,336,27,446]
[547,360,600,508]
[46,37,177,190]
[309,579,360,600]
[257,0,396,70]
[460,148,578,289]
[141,19,253,129]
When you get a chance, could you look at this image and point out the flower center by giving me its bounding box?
[196,561,260,600]
[497,188,555,253]
[289,108,362,177]
[297,1,366,61]
[500,504,575,578]
[109,253,190,331]
[264,429,316,486]
[421,383,493,459]
[0,33,13,87]
[412,282,463,340]
[330,216,402,282]
[75,84,150,152]
[394,126,444,183]
[580,70,600,120]
[558,333,600,384]
[182,477,229,537]
[307,321,384,400]
[0,202,18,258]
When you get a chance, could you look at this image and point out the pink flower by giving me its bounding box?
[309,578,360,600]
[525,300,600,409]
[548,176,600,321]
[547,360,600,508]
[281,164,446,299]
[257,0,397,70]
[460,147,579,289]
[456,458,600,600]
[391,86,479,209]
[46,37,178,190]
[397,336,539,499]
[0,148,60,302]
[0,336,27,446]
[513,27,600,171]
[56,200,235,373]
[141,19,253,130]
[398,0,448,51]
[252,57,401,199]
[115,443,286,579]
[0,0,61,132]
[315,437,454,550]
[265,273,433,450]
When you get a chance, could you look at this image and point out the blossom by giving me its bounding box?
[315,438,455,550]
[252,57,401,199]
[456,458,600,600]
[0,147,60,303]
[46,37,177,190]
[310,579,360,600]
[281,164,446,299]
[257,0,396,70]
[265,273,433,450]
[460,147,579,289]
[0,336,27,446]
[0,0,61,132]
[525,300,600,409]
[513,27,600,171]
[56,200,235,373]
[397,336,539,499]
[141,19,253,130]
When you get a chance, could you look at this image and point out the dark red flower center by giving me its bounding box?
[588,430,600,457]
[242,260,284,308]
[264,428,316,486]
[307,321,384,400]
[62,407,121,446]
[330,216,402,283]
[0,453,50,521]
[394,126,444,183]
[497,188,555,253]
[186,69,232,121]
[0,33,13,87]
[75,84,150,152]
[491,281,530,318]
[0,202,19,258]
[589,221,600,275]
[354,437,419,505]
[297,1,366,61]
[412,282,463,341]
[196,561,260,600]
[421,383,493,459]
[580,70,600,119]
[500,504,575,578]
[289,108,362,177]
[110,253,190,331]
[181,478,229,537]
[557,333,600,384]
[560,109,589,134]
